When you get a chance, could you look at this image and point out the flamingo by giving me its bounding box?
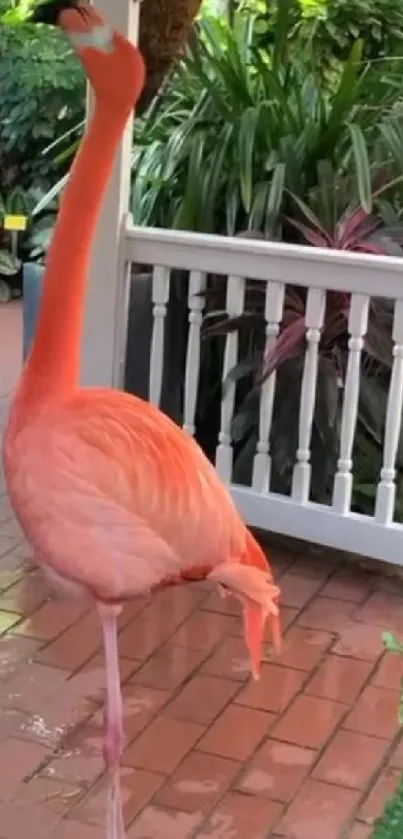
[2,2,281,837]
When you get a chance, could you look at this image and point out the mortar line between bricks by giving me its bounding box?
[134,624,399,839]
[121,570,390,833]
[127,632,341,835]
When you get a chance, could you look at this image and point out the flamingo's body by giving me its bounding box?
[3,3,280,838]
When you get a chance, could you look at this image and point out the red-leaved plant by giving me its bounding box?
[201,194,402,509]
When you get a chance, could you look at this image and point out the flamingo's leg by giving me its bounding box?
[100,604,125,839]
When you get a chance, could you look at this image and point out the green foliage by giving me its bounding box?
[370,776,403,839]
[300,0,403,63]
[130,10,403,235]
[0,0,85,191]
[239,0,403,64]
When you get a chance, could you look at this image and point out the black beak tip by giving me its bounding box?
[30,0,84,26]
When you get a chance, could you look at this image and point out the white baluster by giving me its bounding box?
[375,299,403,524]
[332,293,369,514]
[252,282,285,492]
[215,275,246,483]
[292,288,326,504]
[149,265,170,406]
[183,271,206,436]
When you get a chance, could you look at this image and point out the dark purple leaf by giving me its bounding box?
[202,312,263,337]
[364,302,393,368]
[285,217,331,248]
[258,316,306,383]
[314,356,340,446]
[336,207,369,247]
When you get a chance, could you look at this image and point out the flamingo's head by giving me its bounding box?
[30,0,89,26]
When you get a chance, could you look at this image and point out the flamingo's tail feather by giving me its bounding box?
[207,563,280,681]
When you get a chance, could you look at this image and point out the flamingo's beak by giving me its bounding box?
[30,0,88,26]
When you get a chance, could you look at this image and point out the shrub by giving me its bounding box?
[131,9,403,233]
[0,0,85,192]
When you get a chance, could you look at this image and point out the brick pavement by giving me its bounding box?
[0,300,402,838]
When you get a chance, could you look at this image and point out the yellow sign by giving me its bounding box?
[3,214,28,232]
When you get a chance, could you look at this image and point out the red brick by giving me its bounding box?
[345,685,400,739]
[313,730,389,789]
[355,592,403,633]
[131,642,206,691]
[15,599,87,641]
[333,623,384,661]
[235,663,304,712]
[0,737,50,801]
[0,802,60,839]
[144,586,206,625]
[0,706,27,741]
[272,694,346,749]
[0,573,47,615]
[164,674,238,725]
[0,635,43,681]
[92,683,170,744]
[306,655,372,704]
[284,555,336,581]
[272,626,332,672]
[16,775,84,815]
[70,765,164,827]
[198,704,273,761]
[1,662,68,713]
[127,805,202,839]
[197,792,283,838]
[172,610,238,651]
[49,821,102,839]
[321,569,371,603]
[118,614,175,661]
[275,778,359,839]
[201,589,241,617]
[359,765,401,825]
[154,750,239,813]
[373,653,403,691]
[35,612,101,672]
[238,739,315,801]
[202,637,251,682]
[124,716,204,774]
[350,824,372,839]
[41,726,103,788]
[69,653,137,700]
[297,597,355,632]
[390,737,403,768]
[279,572,324,609]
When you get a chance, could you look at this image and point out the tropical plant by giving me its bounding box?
[130,8,403,234]
[239,0,403,65]
[301,0,403,63]
[200,169,403,512]
[0,0,85,193]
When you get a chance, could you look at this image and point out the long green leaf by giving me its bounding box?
[238,108,259,212]
[348,123,372,213]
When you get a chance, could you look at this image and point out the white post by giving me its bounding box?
[80,0,140,388]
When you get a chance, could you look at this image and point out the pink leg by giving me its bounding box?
[99,604,125,839]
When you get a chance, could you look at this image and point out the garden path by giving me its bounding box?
[0,300,402,838]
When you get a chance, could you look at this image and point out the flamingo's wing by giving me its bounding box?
[11,452,183,601]
[8,388,245,600]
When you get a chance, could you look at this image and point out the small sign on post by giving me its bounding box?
[3,214,28,232]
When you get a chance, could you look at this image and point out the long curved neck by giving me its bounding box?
[16,99,128,412]
[6,5,145,438]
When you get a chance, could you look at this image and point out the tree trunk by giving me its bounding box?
[138,0,203,113]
